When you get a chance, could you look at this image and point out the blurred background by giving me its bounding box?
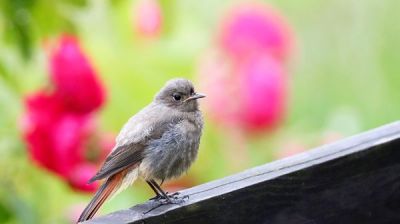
[1,0,399,223]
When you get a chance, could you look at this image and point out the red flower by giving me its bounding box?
[133,0,163,38]
[68,163,99,192]
[22,34,112,192]
[219,2,293,61]
[23,92,64,172]
[49,35,105,114]
[51,114,92,177]
[23,92,93,178]
[23,91,110,191]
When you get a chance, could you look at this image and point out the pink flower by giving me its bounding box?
[49,35,105,114]
[237,55,286,132]
[198,52,241,127]
[219,2,293,61]
[133,0,163,38]
[198,1,293,134]
[199,54,286,133]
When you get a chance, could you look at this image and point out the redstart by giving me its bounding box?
[78,78,205,222]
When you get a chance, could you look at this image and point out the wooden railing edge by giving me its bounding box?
[85,120,400,224]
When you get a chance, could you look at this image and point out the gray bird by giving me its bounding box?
[78,78,205,222]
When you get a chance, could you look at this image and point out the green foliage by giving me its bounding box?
[0,0,399,223]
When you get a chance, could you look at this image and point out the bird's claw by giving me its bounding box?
[168,191,181,199]
[149,191,186,201]
[159,195,187,205]
[159,192,188,204]
[144,193,189,215]
[182,194,189,200]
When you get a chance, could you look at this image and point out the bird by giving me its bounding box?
[77,78,205,222]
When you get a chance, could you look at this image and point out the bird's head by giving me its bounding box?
[155,78,205,112]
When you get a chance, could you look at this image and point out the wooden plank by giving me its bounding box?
[84,121,400,224]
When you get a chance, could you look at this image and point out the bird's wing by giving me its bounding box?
[88,142,145,183]
[89,104,180,183]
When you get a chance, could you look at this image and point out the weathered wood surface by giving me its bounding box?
[84,121,400,224]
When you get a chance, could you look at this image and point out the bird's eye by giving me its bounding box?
[173,93,182,101]
[190,88,194,95]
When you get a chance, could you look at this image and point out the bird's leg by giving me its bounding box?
[150,180,189,204]
[144,180,189,214]
[150,179,171,203]
[147,181,163,200]
[158,178,179,197]
[155,179,181,198]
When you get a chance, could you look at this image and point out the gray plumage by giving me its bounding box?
[79,78,204,222]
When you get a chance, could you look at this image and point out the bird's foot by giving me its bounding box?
[159,192,189,204]
[149,191,189,205]
[159,196,186,205]
[172,193,189,201]
[167,191,181,199]
[144,193,189,215]
[149,191,186,201]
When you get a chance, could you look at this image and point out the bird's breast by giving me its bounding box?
[138,119,202,181]
[139,137,200,181]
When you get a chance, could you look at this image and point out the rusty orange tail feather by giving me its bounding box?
[77,173,123,223]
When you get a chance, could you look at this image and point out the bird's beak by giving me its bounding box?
[185,93,206,102]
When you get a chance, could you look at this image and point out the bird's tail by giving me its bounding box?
[77,174,122,223]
